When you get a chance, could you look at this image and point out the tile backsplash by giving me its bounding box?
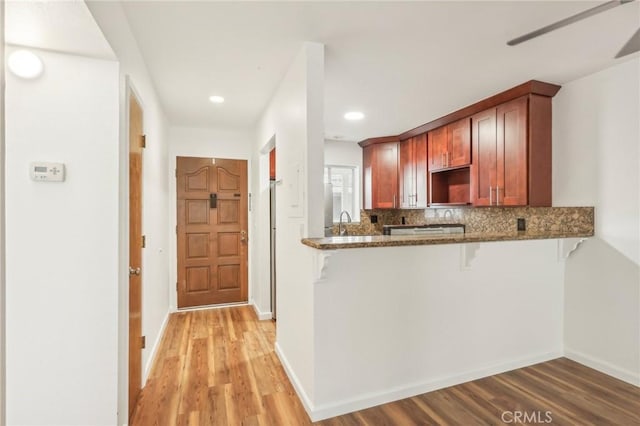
[332,207,594,236]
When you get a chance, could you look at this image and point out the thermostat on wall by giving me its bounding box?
[30,162,65,182]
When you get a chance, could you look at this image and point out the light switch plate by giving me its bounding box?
[30,162,65,182]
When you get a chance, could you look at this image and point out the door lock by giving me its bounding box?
[240,230,247,242]
[129,267,141,276]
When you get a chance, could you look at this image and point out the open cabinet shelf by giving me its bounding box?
[429,167,471,205]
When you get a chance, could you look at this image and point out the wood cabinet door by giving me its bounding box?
[399,135,428,208]
[428,127,448,171]
[414,133,428,208]
[497,96,528,206]
[363,145,373,209]
[399,138,414,208]
[269,148,276,180]
[373,142,399,208]
[448,117,471,167]
[471,109,497,206]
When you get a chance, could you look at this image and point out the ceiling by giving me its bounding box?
[6,1,639,142]
[5,0,115,60]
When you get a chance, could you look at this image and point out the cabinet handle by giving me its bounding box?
[496,187,500,206]
[489,186,493,205]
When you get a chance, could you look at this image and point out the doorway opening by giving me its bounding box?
[269,148,276,320]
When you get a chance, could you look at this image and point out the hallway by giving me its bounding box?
[131,306,309,425]
[133,306,640,425]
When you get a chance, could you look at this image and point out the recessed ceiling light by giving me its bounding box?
[344,111,364,121]
[8,50,44,79]
[209,95,225,104]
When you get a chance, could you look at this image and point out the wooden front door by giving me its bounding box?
[128,93,144,417]
[176,157,248,308]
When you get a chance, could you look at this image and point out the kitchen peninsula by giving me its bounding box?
[292,208,593,421]
[303,206,594,249]
[292,228,588,421]
[284,80,597,422]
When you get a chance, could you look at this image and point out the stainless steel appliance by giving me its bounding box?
[270,180,277,319]
[324,183,334,237]
[383,224,465,236]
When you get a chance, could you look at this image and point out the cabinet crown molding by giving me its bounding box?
[357,79,561,146]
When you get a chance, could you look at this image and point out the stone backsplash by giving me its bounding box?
[332,206,594,236]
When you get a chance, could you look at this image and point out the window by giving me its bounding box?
[324,165,359,223]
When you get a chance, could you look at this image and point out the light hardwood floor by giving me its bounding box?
[132,306,640,425]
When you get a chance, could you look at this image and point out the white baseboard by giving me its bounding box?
[142,309,170,384]
[251,301,272,321]
[564,347,640,386]
[274,342,315,416]
[176,301,248,312]
[276,343,561,422]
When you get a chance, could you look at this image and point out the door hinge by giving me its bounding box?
[140,134,146,149]
[176,282,178,291]
[141,235,146,248]
[175,169,178,178]
[175,225,178,233]
[141,336,146,349]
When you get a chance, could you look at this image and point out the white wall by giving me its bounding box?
[324,139,362,173]
[253,42,325,404]
[311,240,564,420]
[86,3,172,423]
[324,139,362,214]
[553,58,640,385]
[0,2,6,423]
[5,48,120,425]
[167,126,252,311]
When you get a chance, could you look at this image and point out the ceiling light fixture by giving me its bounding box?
[8,50,44,79]
[209,95,225,104]
[344,111,364,121]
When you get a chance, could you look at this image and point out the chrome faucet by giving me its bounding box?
[338,210,352,236]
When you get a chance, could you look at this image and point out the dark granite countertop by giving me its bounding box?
[301,230,593,250]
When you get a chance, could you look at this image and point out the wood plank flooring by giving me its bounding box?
[132,306,640,425]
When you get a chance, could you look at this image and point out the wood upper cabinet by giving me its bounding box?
[363,141,399,209]
[449,118,471,167]
[361,81,558,208]
[470,109,497,206]
[497,97,528,206]
[428,118,471,171]
[399,133,427,208]
[471,95,549,206]
[428,126,447,171]
[269,148,276,180]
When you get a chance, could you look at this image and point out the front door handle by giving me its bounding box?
[240,230,247,242]
[129,267,141,276]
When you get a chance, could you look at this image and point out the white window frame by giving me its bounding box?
[324,164,360,224]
